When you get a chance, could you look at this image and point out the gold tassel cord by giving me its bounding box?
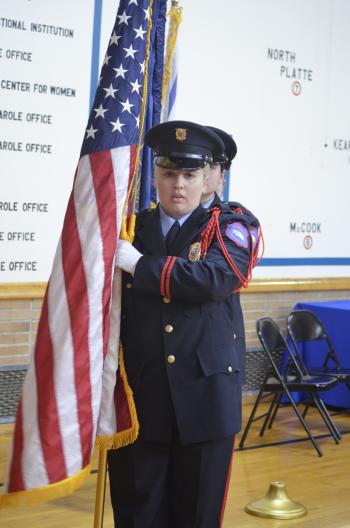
[122,0,183,239]
[120,214,136,243]
[122,0,155,242]
[162,1,182,106]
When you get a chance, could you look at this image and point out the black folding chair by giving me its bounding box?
[287,309,350,396]
[239,318,340,457]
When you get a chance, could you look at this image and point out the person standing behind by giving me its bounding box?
[108,120,260,527]
[201,126,237,208]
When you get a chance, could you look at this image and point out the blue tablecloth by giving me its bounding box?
[293,300,350,408]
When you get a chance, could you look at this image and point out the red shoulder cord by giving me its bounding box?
[200,206,264,292]
[200,206,220,259]
[232,205,265,270]
[253,228,265,267]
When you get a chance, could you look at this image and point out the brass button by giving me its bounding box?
[126,282,132,289]
[167,355,176,364]
[163,296,171,304]
[164,324,173,333]
[227,366,233,374]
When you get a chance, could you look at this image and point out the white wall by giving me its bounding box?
[1,0,349,282]
[170,0,350,278]
[0,0,94,281]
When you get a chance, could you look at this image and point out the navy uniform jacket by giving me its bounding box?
[120,203,259,445]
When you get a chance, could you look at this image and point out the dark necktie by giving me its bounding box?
[166,220,180,253]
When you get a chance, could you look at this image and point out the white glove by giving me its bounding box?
[115,240,142,275]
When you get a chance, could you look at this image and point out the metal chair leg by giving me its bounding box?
[320,400,342,441]
[282,386,323,457]
[314,395,341,443]
[267,392,283,430]
[302,401,310,418]
[239,385,265,448]
[259,393,278,437]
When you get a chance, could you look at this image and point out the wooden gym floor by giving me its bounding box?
[0,396,350,528]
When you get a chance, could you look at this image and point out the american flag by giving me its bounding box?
[1,0,166,507]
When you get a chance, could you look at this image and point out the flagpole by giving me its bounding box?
[93,448,108,528]
[93,1,181,518]
[93,0,157,525]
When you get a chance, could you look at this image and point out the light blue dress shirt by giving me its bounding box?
[159,206,193,237]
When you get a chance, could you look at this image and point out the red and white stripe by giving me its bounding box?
[4,146,134,496]
[97,144,136,437]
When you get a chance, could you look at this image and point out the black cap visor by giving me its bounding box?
[154,152,211,170]
[212,153,228,165]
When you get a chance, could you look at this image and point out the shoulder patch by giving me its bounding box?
[225,222,249,248]
[249,227,259,250]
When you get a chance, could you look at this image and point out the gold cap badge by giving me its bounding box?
[175,128,187,141]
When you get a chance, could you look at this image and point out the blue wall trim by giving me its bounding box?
[259,258,350,267]
[90,0,103,111]
[223,168,230,201]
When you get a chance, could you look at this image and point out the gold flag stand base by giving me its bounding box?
[245,481,307,520]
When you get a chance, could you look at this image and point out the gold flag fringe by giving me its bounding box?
[0,465,91,509]
[96,345,139,450]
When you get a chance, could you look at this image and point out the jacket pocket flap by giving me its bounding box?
[197,343,241,377]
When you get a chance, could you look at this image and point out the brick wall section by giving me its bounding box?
[1,290,350,367]
[240,289,350,349]
[0,299,41,367]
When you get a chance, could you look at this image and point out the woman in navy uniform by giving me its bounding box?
[108,121,260,527]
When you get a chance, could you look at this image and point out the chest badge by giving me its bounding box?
[188,242,201,262]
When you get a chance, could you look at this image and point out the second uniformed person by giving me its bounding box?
[201,125,237,208]
[108,121,260,527]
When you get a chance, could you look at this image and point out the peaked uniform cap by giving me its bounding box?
[145,120,225,170]
[207,126,237,169]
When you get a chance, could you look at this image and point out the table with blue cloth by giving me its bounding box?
[293,300,350,408]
